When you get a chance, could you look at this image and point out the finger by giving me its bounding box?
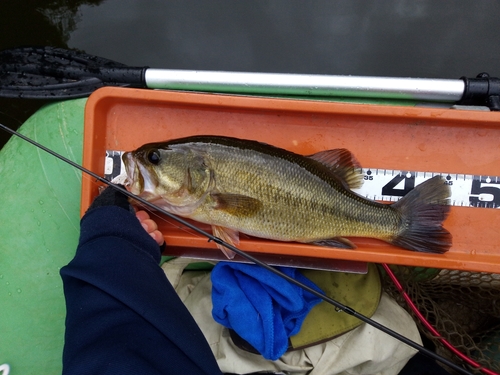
[141,219,158,234]
[135,210,150,222]
[136,210,164,246]
[150,230,165,246]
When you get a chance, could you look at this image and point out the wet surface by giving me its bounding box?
[2,0,500,149]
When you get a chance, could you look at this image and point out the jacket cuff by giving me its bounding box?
[79,206,162,263]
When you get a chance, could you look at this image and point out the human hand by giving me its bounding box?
[88,184,131,212]
[135,210,165,247]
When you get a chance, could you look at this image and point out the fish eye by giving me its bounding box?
[147,149,161,165]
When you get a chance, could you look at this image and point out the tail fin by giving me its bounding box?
[391,176,452,254]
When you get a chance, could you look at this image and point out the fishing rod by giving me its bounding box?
[1,46,499,110]
[0,122,483,375]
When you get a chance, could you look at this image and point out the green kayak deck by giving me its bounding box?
[0,99,86,374]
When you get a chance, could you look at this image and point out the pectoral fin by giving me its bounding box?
[310,237,356,249]
[212,225,240,259]
[211,193,262,217]
[307,148,363,189]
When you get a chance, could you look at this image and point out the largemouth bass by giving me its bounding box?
[123,136,451,258]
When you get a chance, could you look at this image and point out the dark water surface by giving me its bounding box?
[1,0,500,149]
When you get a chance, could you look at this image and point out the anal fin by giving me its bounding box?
[310,237,356,249]
[212,225,240,259]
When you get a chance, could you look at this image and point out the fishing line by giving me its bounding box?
[0,122,476,375]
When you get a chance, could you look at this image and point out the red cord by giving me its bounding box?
[382,263,499,375]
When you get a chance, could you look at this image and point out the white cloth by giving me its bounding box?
[162,259,421,375]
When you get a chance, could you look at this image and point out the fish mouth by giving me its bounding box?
[122,152,158,200]
[122,152,143,194]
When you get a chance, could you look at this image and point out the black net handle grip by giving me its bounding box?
[460,73,500,111]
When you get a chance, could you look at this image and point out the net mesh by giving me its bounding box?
[382,266,500,373]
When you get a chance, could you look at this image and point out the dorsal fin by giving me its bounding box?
[307,148,363,189]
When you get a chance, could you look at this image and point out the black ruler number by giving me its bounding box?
[469,178,500,208]
[381,172,415,197]
[104,151,124,181]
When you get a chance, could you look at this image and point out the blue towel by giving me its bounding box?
[211,262,323,360]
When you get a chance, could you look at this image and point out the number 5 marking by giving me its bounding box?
[469,179,500,208]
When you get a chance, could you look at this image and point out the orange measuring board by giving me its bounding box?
[82,86,500,273]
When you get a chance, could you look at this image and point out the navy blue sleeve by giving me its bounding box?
[60,206,223,375]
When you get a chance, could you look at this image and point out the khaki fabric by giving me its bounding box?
[162,259,420,375]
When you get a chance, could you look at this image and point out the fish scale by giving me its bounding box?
[196,141,395,240]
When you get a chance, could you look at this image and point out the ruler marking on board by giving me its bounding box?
[105,151,500,209]
[356,168,500,209]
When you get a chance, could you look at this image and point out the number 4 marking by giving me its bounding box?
[381,172,415,197]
